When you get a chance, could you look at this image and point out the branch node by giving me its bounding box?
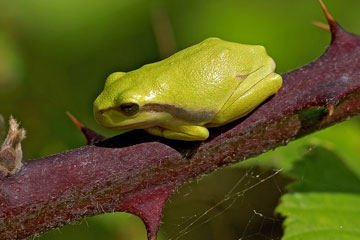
[0,116,26,177]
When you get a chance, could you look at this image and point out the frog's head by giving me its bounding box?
[93,72,163,130]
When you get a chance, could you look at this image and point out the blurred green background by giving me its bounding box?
[0,0,359,239]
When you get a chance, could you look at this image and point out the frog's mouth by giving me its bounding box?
[95,107,159,130]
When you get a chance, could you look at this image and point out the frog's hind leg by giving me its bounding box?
[208,64,282,127]
[146,125,209,141]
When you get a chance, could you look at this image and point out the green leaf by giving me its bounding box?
[276,147,360,240]
[238,117,360,173]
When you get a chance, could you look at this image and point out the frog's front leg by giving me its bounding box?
[146,125,209,141]
[208,64,282,127]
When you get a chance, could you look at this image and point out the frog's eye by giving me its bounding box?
[119,103,139,116]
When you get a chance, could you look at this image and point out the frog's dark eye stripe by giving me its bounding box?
[143,103,215,122]
[119,103,139,116]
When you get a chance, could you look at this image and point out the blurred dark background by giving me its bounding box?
[0,0,359,239]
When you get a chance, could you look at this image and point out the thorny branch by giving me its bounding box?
[1,2,360,240]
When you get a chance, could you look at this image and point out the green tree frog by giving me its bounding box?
[94,38,282,141]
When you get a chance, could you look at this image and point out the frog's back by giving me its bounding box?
[121,38,273,123]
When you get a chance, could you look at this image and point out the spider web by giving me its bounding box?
[161,165,288,240]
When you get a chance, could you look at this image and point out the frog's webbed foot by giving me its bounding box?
[146,125,209,141]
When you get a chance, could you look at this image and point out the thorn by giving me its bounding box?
[118,185,175,240]
[318,0,337,31]
[66,112,104,145]
[312,21,330,32]
[327,104,335,116]
[66,112,84,131]
[149,235,157,240]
